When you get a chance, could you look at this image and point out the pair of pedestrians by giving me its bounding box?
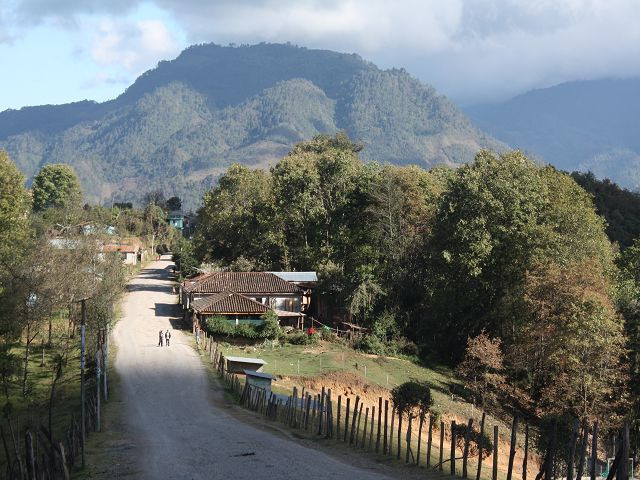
[158,329,171,347]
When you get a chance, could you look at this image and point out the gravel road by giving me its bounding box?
[113,258,395,480]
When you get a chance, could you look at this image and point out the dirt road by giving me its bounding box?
[113,258,394,479]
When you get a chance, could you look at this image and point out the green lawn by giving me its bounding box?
[211,339,535,480]
[219,340,464,416]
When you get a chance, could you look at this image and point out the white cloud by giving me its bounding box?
[4,0,640,101]
[88,18,180,72]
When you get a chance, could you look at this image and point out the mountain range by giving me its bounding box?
[467,78,640,191]
[0,43,501,208]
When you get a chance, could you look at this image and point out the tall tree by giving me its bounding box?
[0,150,31,266]
[425,150,613,358]
[32,163,82,212]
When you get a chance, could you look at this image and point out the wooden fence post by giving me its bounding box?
[350,396,360,445]
[440,421,445,471]
[463,418,474,478]
[427,416,433,467]
[337,396,342,439]
[544,421,557,480]
[389,407,395,456]
[451,420,457,476]
[477,413,486,480]
[355,403,363,447]
[567,420,579,480]
[523,424,529,480]
[318,387,325,435]
[576,424,588,480]
[25,430,35,480]
[493,425,498,480]
[417,414,424,465]
[362,407,369,448]
[377,397,382,453]
[326,389,333,439]
[507,416,518,480]
[406,414,413,463]
[590,422,598,480]
[619,421,630,480]
[344,397,351,442]
[383,400,389,454]
[397,410,403,460]
[369,406,375,450]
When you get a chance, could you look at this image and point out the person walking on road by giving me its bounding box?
[165,329,171,347]
[158,330,164,347]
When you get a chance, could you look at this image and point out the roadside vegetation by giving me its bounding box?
[0,150,183,474]
[192,133,640,444]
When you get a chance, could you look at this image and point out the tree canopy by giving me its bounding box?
[31,163,82,212]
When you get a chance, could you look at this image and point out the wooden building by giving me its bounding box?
[182,272,308,328]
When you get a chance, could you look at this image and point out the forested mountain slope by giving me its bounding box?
[467,78,640,191]
[0,43,502,207]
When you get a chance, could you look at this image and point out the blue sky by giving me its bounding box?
[2,1,640,111]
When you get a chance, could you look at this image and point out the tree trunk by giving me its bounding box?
[22,323,31,396]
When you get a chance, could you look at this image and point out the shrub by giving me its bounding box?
[391,381,433,420]
[355,334,387,355]
[285,331,319,345]
[320,327,340,342]
[453,423,493,459]
[204,313,281,340]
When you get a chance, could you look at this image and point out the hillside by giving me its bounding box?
[467,78,640,191]
[0,43,502,208]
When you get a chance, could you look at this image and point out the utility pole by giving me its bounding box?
[96,330,101,433]
[80,299,86,469]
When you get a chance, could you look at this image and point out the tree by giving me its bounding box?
[143,190,166,209]
[425,150,613,359]
[391,381,433,463]
[195,164,275,267]
[166,196,182,211]
[0,151,31,268]
[456,332,507,408]
[512,259,628,424]
[172,237,198,277]
[32,164,82,212]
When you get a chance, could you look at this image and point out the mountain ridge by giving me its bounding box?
[467,77,640,191]
[0,43,503,207]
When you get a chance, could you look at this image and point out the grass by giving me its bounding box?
[211,338,537,480]
[219,340,462,416]
[0,315,84,470]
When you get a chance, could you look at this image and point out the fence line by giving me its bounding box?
[199,337,629,480]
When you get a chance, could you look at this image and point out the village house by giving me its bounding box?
[102,238,146,265]
[182,271,313,329]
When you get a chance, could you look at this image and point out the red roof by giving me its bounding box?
[185,271,301,294]
[191,292,269,314]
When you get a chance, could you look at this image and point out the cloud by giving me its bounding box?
[87,18,180,73]
[4,0,640,102]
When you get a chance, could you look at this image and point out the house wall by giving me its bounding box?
[123,252,137,265]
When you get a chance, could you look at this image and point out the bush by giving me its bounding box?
[285,331,319,345]
[453,423,493,459]
[204,313,281,340]
[320,327,340,342]
[355,334,387,355]
[388,336,419,357]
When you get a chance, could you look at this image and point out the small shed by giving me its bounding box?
[224,356,267,374]
[244,370,274,395]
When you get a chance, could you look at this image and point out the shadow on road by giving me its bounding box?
[154,302,180,317]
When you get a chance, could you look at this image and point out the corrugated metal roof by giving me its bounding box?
[191,291,269,314]
[225,357,267,364]
[187,272,302,294]
[268,271,318,282]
